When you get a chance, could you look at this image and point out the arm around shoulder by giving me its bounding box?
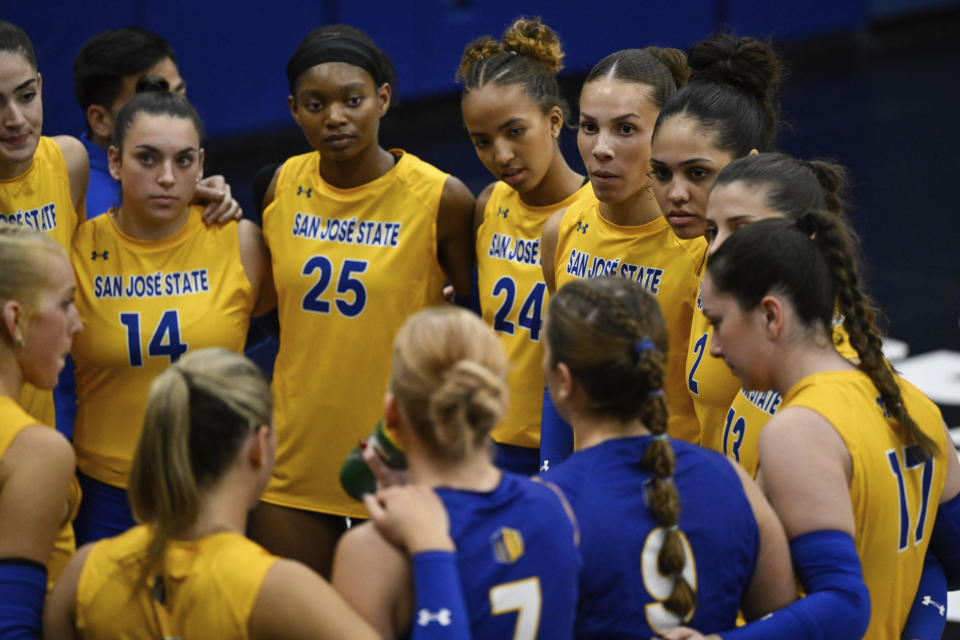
[52,135,89,220]
[436,176,475,297]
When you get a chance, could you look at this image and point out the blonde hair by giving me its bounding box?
[128,348,271,580]
[390,307,508,461]
[0,223,66,315]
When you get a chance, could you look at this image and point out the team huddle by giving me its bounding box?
[1,14,958,640]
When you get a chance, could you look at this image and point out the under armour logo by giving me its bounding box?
[497,207,509,218]
[540,460,550,472]
[576,221,589,234]
[921,595,946,617]
[297,186,312,197]
[417,608,452,627]
[91,250,109,260]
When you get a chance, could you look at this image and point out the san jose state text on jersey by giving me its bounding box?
[487,232,542,267]
[565,248,664,293]
[93,270,211,298]
[291,212,402,247]
[0,203,59,232]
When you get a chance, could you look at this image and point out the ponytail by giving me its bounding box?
[799,212,938,457]
[546,278,694,618]
[129,348,272,585]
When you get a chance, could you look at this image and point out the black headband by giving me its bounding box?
[286,27,394,94]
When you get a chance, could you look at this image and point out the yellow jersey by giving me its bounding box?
[723,323,858,476]
[261,150,448,517]
[76,525,276,640]
[781,369,948,640]
[553,199,705,442]
[0,396,80,592]
[70,208,254,487]
[686,282,742,453]
[0,136,80,428]
[477,181,593,449]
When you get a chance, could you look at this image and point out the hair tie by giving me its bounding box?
[633,338,656,359]
[652,433,669,442]
[649,388,664,398]
[664,524,679,532]
[508,50,518,56]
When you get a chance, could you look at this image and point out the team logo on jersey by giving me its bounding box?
[540,459,550,472]
[417,608,452,627]
[576,221,589,234]
[491,526,525,564]
[297,185,312,198]
[921,595,946,617]
[497,206,509,218]
[91,250,109,260]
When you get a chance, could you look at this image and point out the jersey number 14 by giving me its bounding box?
[119,310,188,367]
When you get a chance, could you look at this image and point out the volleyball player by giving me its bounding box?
[458,17,591,474]
[540,47,703,451]
[0,20,87,432]
[45,348,472,640]
[69,79,273,544]
[647,34,782,451]
[0,224,81,637]
[249,24,475,578]
[541,277,797,638]
[333,307,580,639]
[669,212,960,639]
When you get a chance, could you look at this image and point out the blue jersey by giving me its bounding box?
[424,472,580,640]
[545,436,758,638]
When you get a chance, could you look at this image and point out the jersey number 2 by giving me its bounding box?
[687,333,708,395]
[887,445,935,552]
[489,577,541,640]
[119,310,188,367]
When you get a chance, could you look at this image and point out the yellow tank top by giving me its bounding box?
[478,181,593,448]
[553,199,705,442]
[686,281,742,452]
[70,208,254,487]
[261,150,447,517]
[0,396,80,592]
[723,323,858,476]
[781,369,947,640]
[0,136,80,428]
[76,525,276,640]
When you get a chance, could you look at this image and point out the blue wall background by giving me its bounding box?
[7,0,883,140]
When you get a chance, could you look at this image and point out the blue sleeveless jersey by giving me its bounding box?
[415,472,580,640]
[544,436,758,638]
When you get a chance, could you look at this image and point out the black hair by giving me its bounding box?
[653,34,781,158]
[584,47,689,110]
[112,76,203,150]
[286,24,397,95]
[708,214,938,457]
[0,20,37,69]
[457,17,569,118]
[73,27,177,126]
[714,152,848,220]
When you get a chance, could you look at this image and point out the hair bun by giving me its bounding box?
[687,34,780,101]
[644,46,690,89]
[501,17,564,74]
[456,36,505,81]
[135,75,170,94]
[428,360,507,457]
